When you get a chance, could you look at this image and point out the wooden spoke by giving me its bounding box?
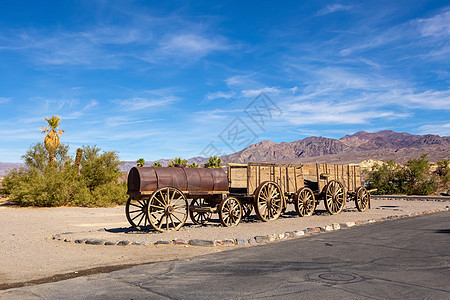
[324,180,346,215]
[355,186,370,212]
[294,187,315,217]
[254,181,284,222]
[147,187,188,232]
[189,198,212,225]
[219,197,242,227]
[125,196,151,230]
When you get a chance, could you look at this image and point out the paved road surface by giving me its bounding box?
[1,211,449,299]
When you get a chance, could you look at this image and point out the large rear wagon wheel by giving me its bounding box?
[254,181,284,222]
[218,197,242,227]
[147,187,188,232]
[294,187,315,217]
[189,198,212,225]
[355,186,370,212]
[324,180,346,215]
[125,196,150,230]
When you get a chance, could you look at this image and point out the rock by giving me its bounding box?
[117,240,130,246]
[188,239,213,246]
[85,239,106,245]
[247,237,257,245]
[255,236,267,243]
[173,239,188,245]
[267,234,277,242]
[214,239,235,247]
[105,241,118,246]
[74,239,87,244]
[131,241,152,246]
[294,230,305,237]
[235,238,247,245]
[346,222,356,227]
[154,240,171,245]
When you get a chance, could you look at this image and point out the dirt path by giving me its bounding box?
[0,198,448,287]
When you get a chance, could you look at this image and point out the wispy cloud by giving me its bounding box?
[205,91,236,101]
[415,8,450,37]
[419,123,450,136]
[156,33,230,59]
[242,87,280,97]
[316,4,353,16]
[113,97,175,111]
[0,97,11,104]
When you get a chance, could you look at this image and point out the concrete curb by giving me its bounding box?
[51,207,449,248]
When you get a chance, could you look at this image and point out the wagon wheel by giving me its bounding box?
[294,187,316,217]
[147,187,188,232]
[324,180,346,215]
[189,198,212,225]
[355,186,370,212]
[125,196,150,230]
[218,197,242,227]
[242,202,253,219]
[254,181,284,222]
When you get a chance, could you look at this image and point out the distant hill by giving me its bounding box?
[222,130,450,164]
[1,130,449,176]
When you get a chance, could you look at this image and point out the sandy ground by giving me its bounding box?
[0,198,448,286]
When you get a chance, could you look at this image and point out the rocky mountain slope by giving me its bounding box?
[222,130,450,164]
[1,130,448,176]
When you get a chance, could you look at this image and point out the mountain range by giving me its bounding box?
[1,130,449,176]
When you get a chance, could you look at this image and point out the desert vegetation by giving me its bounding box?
[365,154,449,195]
[2,116,127,207]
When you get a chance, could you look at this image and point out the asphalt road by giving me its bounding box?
[1,211,449,299]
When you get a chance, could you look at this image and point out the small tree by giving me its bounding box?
[404,154,436,195]
[204,156,222,168]
[435,159,450,192]
[168,157,188,167]
[151,161,162,167]
[136,158,145,167]
[41,116,65,164]
[187,162,200,168]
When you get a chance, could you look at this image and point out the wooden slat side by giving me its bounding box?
[229,167,248,188]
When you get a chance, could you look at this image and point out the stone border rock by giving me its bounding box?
[51,207,449,248]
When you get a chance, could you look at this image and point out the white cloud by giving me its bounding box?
[415,9,450,37]
[113,97,175,111]
[205,91,236,101]
[317,4,353,16]
[158,34,229,58]
[419,123,450,136]
[241,87,280,97]
[0,97,11,104]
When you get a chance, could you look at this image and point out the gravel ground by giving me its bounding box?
[0,198,448,287]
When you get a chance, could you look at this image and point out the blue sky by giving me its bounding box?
[0,0,449,162]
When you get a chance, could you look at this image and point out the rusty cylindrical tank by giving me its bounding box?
[127,167,228,198]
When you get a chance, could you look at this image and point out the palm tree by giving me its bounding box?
[168,157,188,167]
[136,158,145,167]
[40,116,65,163]
[187,162,200,168]
[151,161,162,167]
[204,156,222,168]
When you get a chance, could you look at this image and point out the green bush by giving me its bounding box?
[3,143,127,207]
[366,154,437,195]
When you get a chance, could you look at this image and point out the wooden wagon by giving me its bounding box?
[125,162,370,232]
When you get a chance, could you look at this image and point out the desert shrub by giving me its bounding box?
[204,156,222,168]
[435,159,449,193]
[3,143,127,207]
[404,154,436,195]
[151,161,162,167]
[79,145,121,190]
[366,155,437,195]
